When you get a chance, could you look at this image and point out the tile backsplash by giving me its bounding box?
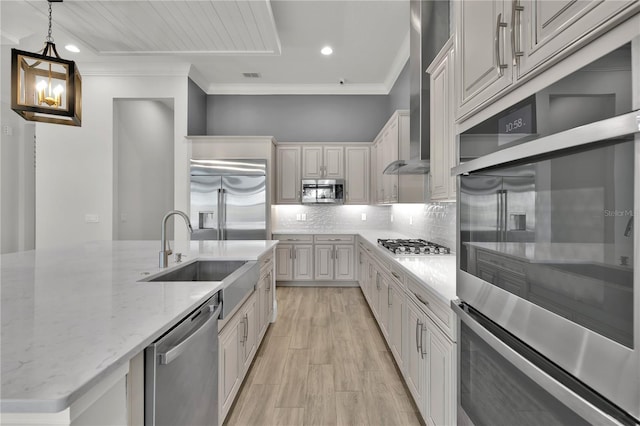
[272,202,456,250]
[272,205,391,232]
[391,202,456,251]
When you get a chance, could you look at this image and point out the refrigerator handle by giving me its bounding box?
[220,188,227,241]
[502,190,508,241]
[496,190,502,242]
[217,189,222,240]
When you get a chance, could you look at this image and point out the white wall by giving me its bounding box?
[35,72,190,250]
[113,99,175,240]
[0,46,36,254]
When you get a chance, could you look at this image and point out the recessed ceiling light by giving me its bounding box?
[321,46,333,56]
[65,44,80,53]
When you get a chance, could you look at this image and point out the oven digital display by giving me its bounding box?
[497,102,535,146]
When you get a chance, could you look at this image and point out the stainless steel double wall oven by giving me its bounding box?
[454,37,640,425]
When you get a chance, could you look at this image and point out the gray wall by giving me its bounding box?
[188,78,207,135]
[113,99,175,240]
[207,94,392,142]
[388,61,410,115]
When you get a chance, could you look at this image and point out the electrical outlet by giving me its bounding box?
[361,213,367,221]
[85,214,99,223]
[301,213,307,221]
[296,214,301,221]
[409,215,413,225]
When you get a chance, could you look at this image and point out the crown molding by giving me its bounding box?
[383,30,410,92]
[79,62,191,77]
[187,66,209,93]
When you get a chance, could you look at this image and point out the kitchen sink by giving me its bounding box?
[146,260,248,282]
[142,260,259,318]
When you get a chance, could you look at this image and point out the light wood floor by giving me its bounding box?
[224,287,422,426]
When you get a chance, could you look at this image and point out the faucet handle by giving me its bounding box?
[174,253,183,263]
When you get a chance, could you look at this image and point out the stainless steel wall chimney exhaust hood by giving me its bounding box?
[384,0,449,175]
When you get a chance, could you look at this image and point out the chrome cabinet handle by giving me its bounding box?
[416,319,421,353]
[293,249,297,260]
[495,13,508,73]
[414,291,430,307]
[244,314,249,342]
[158,303,222,365]
[267,272,272,291]
[512,0,524,59]
[359,252,363,264]
[420,323,427,359]
[240,317,246,344]
[391,271,401,280]
[388,286,392,307]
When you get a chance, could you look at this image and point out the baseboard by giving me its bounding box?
[276,281,359,287]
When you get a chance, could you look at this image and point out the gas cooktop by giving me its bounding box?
[377,238,451,255]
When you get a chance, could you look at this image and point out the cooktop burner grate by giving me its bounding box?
[377,238,451,255]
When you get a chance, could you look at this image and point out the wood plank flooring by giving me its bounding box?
[224,287,422,426]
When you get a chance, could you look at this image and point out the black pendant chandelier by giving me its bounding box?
[11,0,82,126]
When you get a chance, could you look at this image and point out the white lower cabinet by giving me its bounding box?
[219,292,259,424]
[388,280,404,370]
[219,250,275,425]
[358,238,456,426]
[257,267,274,340]
[275,234,356,284]
[425,319,455,426]
[405,297,427,411]
[274,242,314,282]
[218,307,244,420]
[405,296,456,425]
[315,243,355,281]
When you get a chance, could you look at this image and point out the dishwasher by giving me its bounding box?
[145,292,222,426]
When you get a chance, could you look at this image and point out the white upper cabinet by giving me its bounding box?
[455,0,640,121]
[302,146,323,178]
[302,146,344,179]
[344,146,370,204]
[428,36,456,201]
[455,0,513,120]
[517,0,639,78]
[276,146,301,204]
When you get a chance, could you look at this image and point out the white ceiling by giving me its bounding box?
[1,0,410,95]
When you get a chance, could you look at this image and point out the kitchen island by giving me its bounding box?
[0,240,277,423]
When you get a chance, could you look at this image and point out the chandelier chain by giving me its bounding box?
[46,1,53,43]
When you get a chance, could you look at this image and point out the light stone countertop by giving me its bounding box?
[272,229,456,302]
[356,231,457,303]
[1,240,277,413]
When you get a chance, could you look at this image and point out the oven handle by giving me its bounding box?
[453,109,640,176]
[452,301,626,426]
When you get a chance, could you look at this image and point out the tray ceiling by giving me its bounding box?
[1,0,409,95]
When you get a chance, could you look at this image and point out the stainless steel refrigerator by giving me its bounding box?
[190,159,267,240]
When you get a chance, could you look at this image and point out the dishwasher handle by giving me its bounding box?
[158,302,222,365]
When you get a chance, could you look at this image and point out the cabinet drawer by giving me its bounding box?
[273,234,313,243]
[388,263,405,287]
[406,276,456,341]
[314,234,355,244]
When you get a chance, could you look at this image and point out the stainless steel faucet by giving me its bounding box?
[159,210,193,268]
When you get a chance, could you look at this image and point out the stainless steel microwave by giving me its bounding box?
[301,179,344,204]
[454,39,639,424]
